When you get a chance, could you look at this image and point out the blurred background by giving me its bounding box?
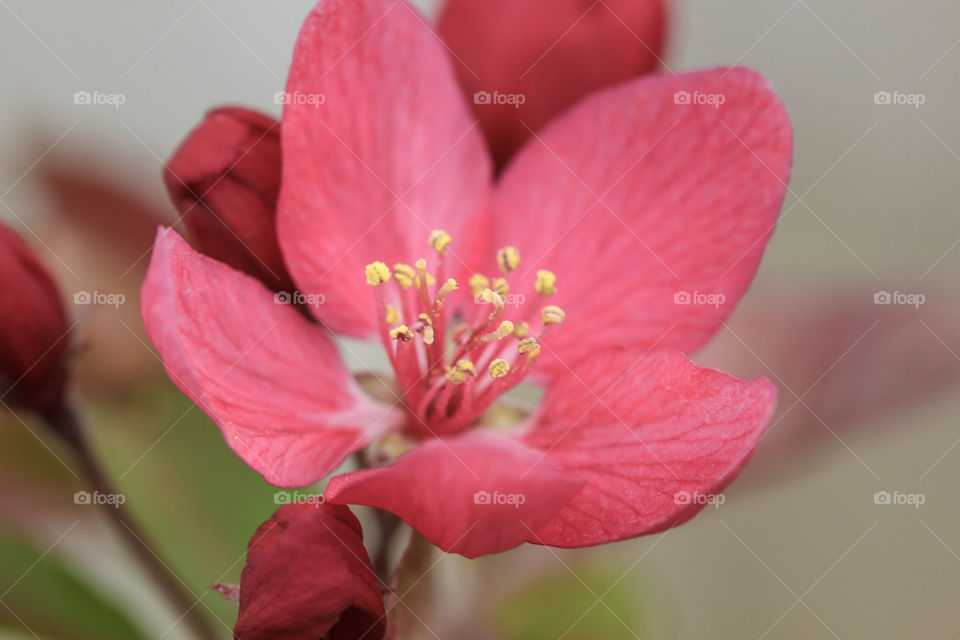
[1,0,958,638]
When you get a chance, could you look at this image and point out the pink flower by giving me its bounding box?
[143,0,791,558]
[233,503,386,640]
[438,0,668,167]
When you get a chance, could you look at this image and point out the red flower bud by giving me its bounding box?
[235,503,386,640]
[164,107,293,292]
[0,223,71,414]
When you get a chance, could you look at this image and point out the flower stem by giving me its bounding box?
[44,404,223,640]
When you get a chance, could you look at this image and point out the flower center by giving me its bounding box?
[364,230,564,437]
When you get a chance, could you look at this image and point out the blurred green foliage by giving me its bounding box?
[494,565,653,640]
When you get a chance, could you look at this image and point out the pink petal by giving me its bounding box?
[325,434,584,558]
[523,348,776,547]
[234,503,386,640]
[493,67,792,376]
[277,0,494,338]
[438,0,667,167]
[141,228,400,487]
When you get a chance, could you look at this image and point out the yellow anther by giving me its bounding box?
[417,313,435,344]
[535,269,557,296]
[365,261,391,286]
[518,337,541,361]
[437,278,458,298]
[469,273,490,296]
[428,229,451,254]
[541,305,566,325]
[496,246,520,273]
[385,304,401,326]
[479,288,504,310]
[393,263,416,289]
[492,277,509,296]
[513,321,529,338]
[422,325,435,345]
[455,359,476,375]
[489,358,511,378]
[481,320,514,343]
[445,360,474,384]
[389,325,413,341]
[445,367,467,384]
[414,273,436,289]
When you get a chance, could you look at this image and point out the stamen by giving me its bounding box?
[365,233,565,436]
[513,321,529,338]
[417,313,435,345]
[393,263,416,289]
[389,325,413,341]
[428,229,451,254]
[518,337,541,362]
[541,305,566,325]
[385,304,401,326]
[535,269,557,295]
[437,278,458,299]
[481,320,514,343]
[445,359,475,384]
[496,246,520,273]
[365,261,391,286]
[489,358,510,378]
[479,288,504,312]
[469,273,490,296]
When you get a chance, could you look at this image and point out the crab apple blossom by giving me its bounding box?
[144,0,791,558]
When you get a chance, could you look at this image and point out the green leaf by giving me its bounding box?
[0,529,148,640]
